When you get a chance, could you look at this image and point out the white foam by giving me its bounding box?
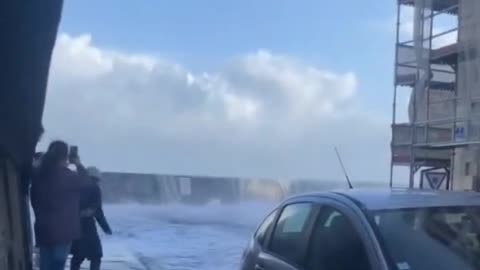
[102,201,275,270]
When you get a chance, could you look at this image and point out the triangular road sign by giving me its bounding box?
[426,172,446,190]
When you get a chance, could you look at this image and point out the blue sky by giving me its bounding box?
[42,1,407,182]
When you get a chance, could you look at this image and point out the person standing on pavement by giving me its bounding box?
[70,167,112,270]
[31,141,91,270]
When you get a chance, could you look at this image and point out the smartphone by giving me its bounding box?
[69,146,78,162]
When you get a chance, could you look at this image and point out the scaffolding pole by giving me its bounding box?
[390,1,402,188]
[392,0,459,190]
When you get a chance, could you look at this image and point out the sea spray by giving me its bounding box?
[102,200,276,270]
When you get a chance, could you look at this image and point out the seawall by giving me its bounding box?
[98,172,388,204]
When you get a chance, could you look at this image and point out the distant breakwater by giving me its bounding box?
[99,172,388,204]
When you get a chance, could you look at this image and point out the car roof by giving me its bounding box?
[293,188,480,211]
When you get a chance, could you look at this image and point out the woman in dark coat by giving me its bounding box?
[31,141,91,270]
[70,167,112,270]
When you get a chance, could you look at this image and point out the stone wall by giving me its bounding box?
[98,172,387,204]
[99,172,243,204]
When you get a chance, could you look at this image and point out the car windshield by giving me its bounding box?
[373,206,480,270]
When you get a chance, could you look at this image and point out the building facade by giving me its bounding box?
[391,0,480,191]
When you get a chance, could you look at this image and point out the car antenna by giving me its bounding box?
[334,146,353,189]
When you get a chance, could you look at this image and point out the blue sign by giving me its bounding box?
[454,126,466,142]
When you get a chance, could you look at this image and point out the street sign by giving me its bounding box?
[425,171,446,189]
[454,126,466,142]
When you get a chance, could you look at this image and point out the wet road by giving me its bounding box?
[102,202,274,270]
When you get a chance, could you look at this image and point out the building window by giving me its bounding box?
[465,162,470,176]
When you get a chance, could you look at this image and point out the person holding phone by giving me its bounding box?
[30,141,91,270]
[70,167,112,270]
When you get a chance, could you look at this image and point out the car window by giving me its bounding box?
[306,206,372,270]
[269,203,314,267]
[374,207,480,270]
[255,209,278,245]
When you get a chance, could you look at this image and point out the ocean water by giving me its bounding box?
[101,201,275,270]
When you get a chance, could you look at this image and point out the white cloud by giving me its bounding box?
[42,33,390,181]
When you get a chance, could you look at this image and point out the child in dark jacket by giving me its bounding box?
[70,167,112,270]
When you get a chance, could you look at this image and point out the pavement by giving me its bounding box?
[33,242,146,270]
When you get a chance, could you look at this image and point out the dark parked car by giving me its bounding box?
[240,189,480,270]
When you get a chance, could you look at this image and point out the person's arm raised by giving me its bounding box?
[69,157,94,189]
[71,157,88,177]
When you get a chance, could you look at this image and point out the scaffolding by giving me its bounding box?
[391,0,461,188]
